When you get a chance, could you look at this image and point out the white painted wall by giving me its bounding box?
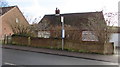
[82,31,120,47]
[109,33,120,47]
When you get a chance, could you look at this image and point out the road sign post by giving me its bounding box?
[61,16,64,50]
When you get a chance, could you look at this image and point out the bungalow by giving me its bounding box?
[0,6,29,40]
[38,8,106,42]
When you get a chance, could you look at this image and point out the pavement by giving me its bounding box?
[0,45,2,66]
[3,48,118,65]
[2,44,119,63]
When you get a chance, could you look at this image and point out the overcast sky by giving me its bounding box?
[5,0,120,25]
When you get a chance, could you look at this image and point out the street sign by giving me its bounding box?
[61,16,64,23]
[62,29,65,38]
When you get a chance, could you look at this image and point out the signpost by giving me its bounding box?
[61,16,65,50]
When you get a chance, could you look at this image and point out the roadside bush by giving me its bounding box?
[12,33,32,37]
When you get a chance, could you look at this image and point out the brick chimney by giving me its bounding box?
[55,8,60,16]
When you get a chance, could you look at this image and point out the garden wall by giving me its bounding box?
[11,36,114,54]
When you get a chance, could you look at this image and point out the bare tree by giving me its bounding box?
[38,18,51,30]
[80,13,117,44]
[49,24,82,41]
[87,14,108,43]
[104,12,118,26]
[19,15,42,37]
[10,22,32,36]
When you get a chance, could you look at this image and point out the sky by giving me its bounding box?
[4,0,120,25]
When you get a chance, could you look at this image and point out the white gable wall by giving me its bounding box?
[109,33,120,47]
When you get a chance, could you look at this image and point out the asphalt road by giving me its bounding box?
[2,48,118,65]
[0,45,2,66]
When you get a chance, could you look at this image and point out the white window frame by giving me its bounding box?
[82,31,98,41]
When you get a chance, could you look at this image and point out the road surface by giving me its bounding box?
[2,48,118,65]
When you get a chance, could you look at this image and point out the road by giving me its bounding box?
[2,48,118,65]
[0,45,2,66]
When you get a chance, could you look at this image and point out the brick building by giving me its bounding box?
[0,6,29,40]
[38,9,106,41]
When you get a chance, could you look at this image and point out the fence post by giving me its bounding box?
[7,35,12,44]
[28,37,31,46]
[10,36,12,44]
[3,35,7,45]
[6,36,8,44]
[3,37,5,45]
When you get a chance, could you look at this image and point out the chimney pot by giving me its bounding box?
[55,8,60,16]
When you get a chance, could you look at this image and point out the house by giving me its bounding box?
[38,9,106,41]
[0,6,29,40]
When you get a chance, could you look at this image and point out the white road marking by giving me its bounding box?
[108,62,118,65]
[4,62,16,65]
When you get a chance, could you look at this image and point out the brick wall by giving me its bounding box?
[11,36,114,54]
[0,6,29,40]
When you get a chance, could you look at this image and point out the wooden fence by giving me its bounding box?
[3,35,12,45]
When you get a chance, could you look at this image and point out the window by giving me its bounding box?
[82,31,98,41]
[38,31,50,38]
[16,18,19,23]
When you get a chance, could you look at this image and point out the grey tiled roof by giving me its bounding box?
[0,6,15,15]
[38,11,106,30]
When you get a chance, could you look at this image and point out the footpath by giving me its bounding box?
[2,45,119,63]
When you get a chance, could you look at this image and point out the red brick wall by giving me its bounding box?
[12,36,114,54]
[0,6,29,40]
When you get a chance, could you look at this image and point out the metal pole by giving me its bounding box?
[61,16,64,50]
[62,38,64,50]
